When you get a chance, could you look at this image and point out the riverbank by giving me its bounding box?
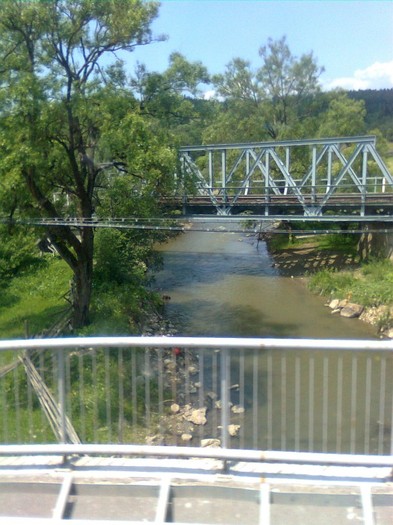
[267,239,360,277]
[267,237,393,338]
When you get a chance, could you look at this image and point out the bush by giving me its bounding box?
[0,225,42,283]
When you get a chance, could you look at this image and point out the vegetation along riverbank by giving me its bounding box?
[267,227,393,338]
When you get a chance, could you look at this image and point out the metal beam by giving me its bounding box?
[179,136,393,217]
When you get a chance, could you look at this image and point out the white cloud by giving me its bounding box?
[324,60,393,91]
[203,89,217,100]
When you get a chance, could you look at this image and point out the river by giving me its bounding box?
[155,229,376,339]
[153,229,391,454]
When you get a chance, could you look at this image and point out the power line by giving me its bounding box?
[1,215,392,235]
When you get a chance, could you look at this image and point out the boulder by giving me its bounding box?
[184,407,207,426]
[340,303,364,318]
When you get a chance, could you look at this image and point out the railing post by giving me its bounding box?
[220,347,230,450]
[58,347,67,444]
[361,145,368,216]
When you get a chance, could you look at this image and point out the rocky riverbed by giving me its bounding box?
[141,310,244,447]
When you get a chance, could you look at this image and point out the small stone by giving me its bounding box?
[170,403,180,414]
[214,400,232,409]
[207,391,218,401]
[188,366,198,374]
[387,328,393,339]
[201,438,221,448]
[228,424,241,437]
[231,405,245,414]
[145,434,159,445]
[181,433,193,442]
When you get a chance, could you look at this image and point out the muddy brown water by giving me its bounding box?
[154,230,391,453]
[155,229,375,339]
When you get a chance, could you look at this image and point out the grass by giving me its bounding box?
[269,230,359,255]
[308,258,393,307]
[0,257,72,339]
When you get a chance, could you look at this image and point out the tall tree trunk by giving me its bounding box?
[72,258,92,328]
[70,228,94,329]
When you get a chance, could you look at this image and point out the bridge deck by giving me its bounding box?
[0,453,392,524]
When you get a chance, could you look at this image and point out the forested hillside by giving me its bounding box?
[348,88,393,139]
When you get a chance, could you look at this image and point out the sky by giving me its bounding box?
[125,0,393,94]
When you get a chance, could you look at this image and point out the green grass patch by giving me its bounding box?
[308,258,393,307]
[269,231,359,254]
[0,257,72,339]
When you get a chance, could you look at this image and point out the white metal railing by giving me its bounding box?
[0,336,392,455]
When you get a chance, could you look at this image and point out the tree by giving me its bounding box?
[206,36,324,143]
[0,0,165,328]
[317,92,367,137]
[129,52,212,146]
[257,36,324,137]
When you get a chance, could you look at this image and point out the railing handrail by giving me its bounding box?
[1,336,392,353]
[0,443,392,468]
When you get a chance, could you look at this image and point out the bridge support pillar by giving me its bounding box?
[357,223,393,261]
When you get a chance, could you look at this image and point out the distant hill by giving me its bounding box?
[348,88,393,139]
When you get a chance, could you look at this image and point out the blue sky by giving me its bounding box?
[126,0,393,93]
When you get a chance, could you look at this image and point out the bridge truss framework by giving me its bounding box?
[179,136,393,217]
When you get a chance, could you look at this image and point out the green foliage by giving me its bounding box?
[308,269,355,297]
[308,259,393,307]
[0,257,72,339]
[317,92,366,137]
[0,225,42,282]
[0,0,167,328]
[314,233,358,254]
[208,35,324,141]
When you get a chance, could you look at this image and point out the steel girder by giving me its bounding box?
[179,136,393,217]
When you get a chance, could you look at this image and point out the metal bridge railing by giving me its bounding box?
[0,336,392,455]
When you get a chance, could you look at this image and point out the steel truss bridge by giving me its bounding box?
[178,135,393,218]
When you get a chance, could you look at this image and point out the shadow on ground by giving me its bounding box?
[270,246,360,277]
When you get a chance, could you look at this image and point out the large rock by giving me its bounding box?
[328,298,341,310]
[340,303,364,318]
[184,407,207,426]
[228,424,241,437]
